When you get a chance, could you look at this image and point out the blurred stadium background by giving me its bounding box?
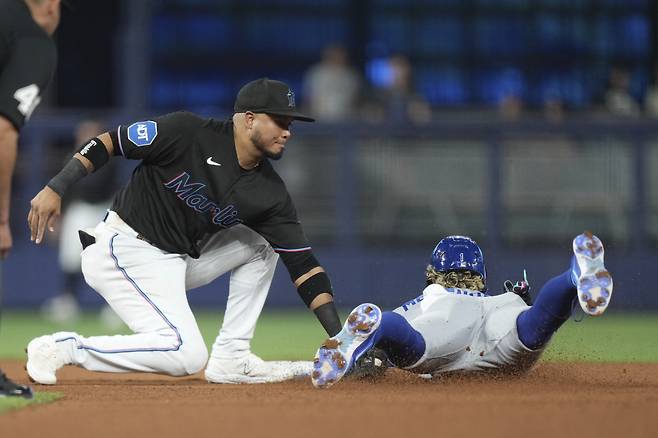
[2,0,658,322]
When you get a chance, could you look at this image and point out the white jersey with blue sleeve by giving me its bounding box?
[393,284,544,375]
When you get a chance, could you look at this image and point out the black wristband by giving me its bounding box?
[76,137,109,171]
[46,158,88,197]
[297,271,332,307]
[313,302,342,336]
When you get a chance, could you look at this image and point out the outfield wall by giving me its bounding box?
[2,113,656,310]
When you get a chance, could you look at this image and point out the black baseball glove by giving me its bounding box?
[347,347,389,380]
[504,269,533,305]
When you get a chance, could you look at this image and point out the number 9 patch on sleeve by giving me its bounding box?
[127,120,158,147]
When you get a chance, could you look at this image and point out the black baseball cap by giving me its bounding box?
[234,78,315,122]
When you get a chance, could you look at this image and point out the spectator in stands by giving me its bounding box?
[498,94,523,121]
[543,97,566,123]
[643,62,658,118]
[302,44,361,122]
[604,66,640,116]
[367,54,431,124]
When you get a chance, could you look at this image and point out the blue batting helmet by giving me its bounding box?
[430,235,486,282]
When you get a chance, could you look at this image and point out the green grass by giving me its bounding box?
[540,314,658,362]
[0,310,327,360]
[0,392,62,414]
[1,311,657,362]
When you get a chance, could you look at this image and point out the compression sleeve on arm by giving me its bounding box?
[278,250,341,334]
[297,270,333,306]
[46,158,89,197]
[279,250,335,305]
[279,250,322,281]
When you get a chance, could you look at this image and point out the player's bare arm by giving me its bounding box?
[0,116,19,259]
[28,132,114,244]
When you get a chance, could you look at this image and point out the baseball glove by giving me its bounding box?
[347,347,389,380]
[504,269,533,305]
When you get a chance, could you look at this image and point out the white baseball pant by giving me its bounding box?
[56,211,278,376]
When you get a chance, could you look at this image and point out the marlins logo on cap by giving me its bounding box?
[234,78,315,122]
[287,89,295,108]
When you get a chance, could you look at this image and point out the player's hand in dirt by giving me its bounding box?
[28,186,61,244]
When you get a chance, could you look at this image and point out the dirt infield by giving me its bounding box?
[1,360,656,438]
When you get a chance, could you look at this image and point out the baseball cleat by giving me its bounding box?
[312,303,382,389]
[26,335,65,385]
[0,372,33,399]
[205,353,313,384]
[571,231,613,316]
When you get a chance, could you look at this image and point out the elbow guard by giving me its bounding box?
[297,271,333,307]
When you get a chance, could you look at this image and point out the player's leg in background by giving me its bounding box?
[26,216,209,384]
[42,201,121,327]
[41,201,88,322]
[516,231,613,350]
[40,273,81,323]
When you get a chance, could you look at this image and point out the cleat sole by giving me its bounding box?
[572,232,613,317]
[312,303,382,389]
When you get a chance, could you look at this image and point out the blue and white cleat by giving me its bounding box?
[312,303,382,389]
[571,231,613,316]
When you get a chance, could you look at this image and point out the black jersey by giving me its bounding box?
[0,0,57,131]
[111,111,311,262]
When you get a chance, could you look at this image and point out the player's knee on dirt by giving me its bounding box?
[181,345,209,375]
[169,339,208,376]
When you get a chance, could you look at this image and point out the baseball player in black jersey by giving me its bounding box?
[0,0,61,398]
[25,78,344,384]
